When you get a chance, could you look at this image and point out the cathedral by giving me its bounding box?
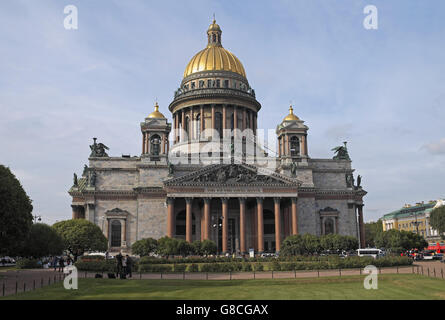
[68,20,367,254]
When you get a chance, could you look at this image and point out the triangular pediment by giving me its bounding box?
[164,163,300,187]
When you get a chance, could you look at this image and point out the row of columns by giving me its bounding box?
[173,105,257,143]
[166,197,298,254]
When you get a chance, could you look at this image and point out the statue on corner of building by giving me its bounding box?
[332,141,351,161]
[168,162,174,176]
[89,137,109,157]
[89,170,97,187]
[290,161,297,177]
[73,173,78,187]
[82,164,88,177]
[356,175,362,189]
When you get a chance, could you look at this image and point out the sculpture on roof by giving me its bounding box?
[89,138,109,157]
[73,173,78,187]
[332,141,351,161]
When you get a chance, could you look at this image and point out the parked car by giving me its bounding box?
[0,256,16,266]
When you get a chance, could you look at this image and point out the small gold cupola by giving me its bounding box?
[207,18,222,47]
[283,105,300,122]
[147,102,166,119]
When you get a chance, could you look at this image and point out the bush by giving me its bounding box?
[138,264,173,273]
[186,264,199,272]
[173,264,187,272]
[17,258,41,269]
[74,259,116,272]
[253,263,264,271]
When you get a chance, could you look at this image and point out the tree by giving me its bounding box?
[52,219,107,261]
[200,240,217,256]
[364,220,383,247]
[375,229,428,253]
[156,236,179,258]
[0,165,33,256]
[191,240,202,255]
[19,223,64,258]
[131,238,158,257]
[430,206,445,234]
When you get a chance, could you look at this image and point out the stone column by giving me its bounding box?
[200,105,204,138]
[274,198,281,252]
[142,132,146,154]
[222,105,227,138]
[191,107,194,141]
[239,197,247,254]
[186,198,193,243]
[211,105,215,138]
[167,198,174,238]
[304,134,308,156]
[291,198,298,235]
[242,107,246,131]
[222,198,229,253]
[204,198,210,240]
[122,218,127,247]
[145,133,149,155]
[181,110,185,142]
[256,197,264,253]
[358,205,365,248]
[233,105,238,137]
[249,112,253,131]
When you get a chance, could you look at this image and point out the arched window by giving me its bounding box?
[290,136,300,157]
[150,134,161,155]
[196,114,201,138]
[324,218,334,235]
[111,220,122,247]
[212,34,216,42]
[215,112,223,138]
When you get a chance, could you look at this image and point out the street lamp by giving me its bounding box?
[33,214,42,223]
[211,215,222,255]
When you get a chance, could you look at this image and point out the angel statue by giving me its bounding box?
[89,138,109,157]
[332,141,351,161]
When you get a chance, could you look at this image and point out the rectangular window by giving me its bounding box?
[207,79,212,88]
[191,82,195,89]
[224,80,229,88]
[216,79,220,87]
[199,80,204,88]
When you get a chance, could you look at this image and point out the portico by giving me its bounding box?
[164,163,300,254]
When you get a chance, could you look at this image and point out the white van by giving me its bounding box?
[356,248,384,259]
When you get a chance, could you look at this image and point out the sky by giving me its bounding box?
[0,0,444,224]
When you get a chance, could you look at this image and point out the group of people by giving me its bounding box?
[115,253,132,279]
[50,256,72,272]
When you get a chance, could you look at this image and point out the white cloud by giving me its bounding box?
[422,138,445,155]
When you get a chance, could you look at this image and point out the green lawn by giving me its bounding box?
[2,274,445,300]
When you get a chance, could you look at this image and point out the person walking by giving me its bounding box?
[122,255,127,279]
[125,255,132,278]
[52,256,58,271]
[58,256,65,272]
[116,252,123,278]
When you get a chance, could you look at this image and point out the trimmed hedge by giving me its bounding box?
[17,258,42,269]
[76,256,412,273]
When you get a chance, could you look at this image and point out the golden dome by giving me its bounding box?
[283,106,300,121]
[147,102,166,119]
[183,20,246,79]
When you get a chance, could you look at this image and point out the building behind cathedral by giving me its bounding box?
[69,20,367,254]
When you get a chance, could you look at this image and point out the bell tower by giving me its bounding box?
[141,102,171,162]
[276,105,309,163]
